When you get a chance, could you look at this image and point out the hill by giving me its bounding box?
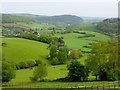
[33,15,83,25]
[2,38,49,64]
[3,14,83,25]
[2,14,32,23]
[97,18,119,35]
[54,31,110,52]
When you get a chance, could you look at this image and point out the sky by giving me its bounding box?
[1,0,119,18]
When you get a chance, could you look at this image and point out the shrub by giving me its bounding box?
[31,64,48,81]
[51,58,59,65]
[2,61,16,82]
[35,59,42,66]
[107,70,118,81]
[29,77,37,82]
[15,63,20,70]
[26,60,36,68]
[2,42,7,46]
[69,49,82,59]
[19,61,28,69]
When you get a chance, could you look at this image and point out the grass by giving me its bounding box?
[6,81,119,88]
[11,64,68,83]
[54,31,110,51]
[80,24,97,31]
[2,38,49,64]
[17,22,55,29]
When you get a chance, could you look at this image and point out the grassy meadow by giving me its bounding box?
[17,22,55,29]
[2,38,49,64]
[55,31,110,51]
[11,64,67,83]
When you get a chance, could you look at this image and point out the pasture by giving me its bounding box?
[11,64,67,83]
[55,31,110,51]
[17,22,55,29]
[2,38,49,64]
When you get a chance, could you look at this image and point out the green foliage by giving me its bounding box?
[33,15,83,25]
[50,45,58,59]
[50,58,59,65]
[2,61,16,82]
[35,59,42,66]
[16,60,37,69]
[20,32,38,40]
[57,46,68,64]
[26,60,36,68]
[67,61,89,81]
[57,50,67,64]
[78,34,95,38]
[32,64,48,81]
[106,69,118,81]
[18,61,28,69]
[2,14,32,23]
[69,49,82,59]
[85,42,119,81]
[97,18,119,35]
[2,26,26,36]
[49,45,68,65]
[38,34,58,44]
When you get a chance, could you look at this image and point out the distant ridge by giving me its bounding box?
[32,14,83,25]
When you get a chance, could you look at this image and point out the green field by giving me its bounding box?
[34,30,110,52]
[74,23,97,31]
[11,64,67,83]
[17,22,55,29]
[55,31,110,51]
[2,38,49,64]
[6,81,118,88]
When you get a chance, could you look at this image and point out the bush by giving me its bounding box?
[26,60,36,68]
[16,60,37,69]
[51,58,59,65]
[78,34,95,38]
[31,64,48,81]
[15,63,20,70]
[35,59,42,66]
[29,77,37,82]
[18,61,28,69]
[2,61,16,82]
[2,42,7,46]
[69,49,82,59]
[107,70,118,81]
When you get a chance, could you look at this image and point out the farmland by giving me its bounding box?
[2,38,49,64]
[55,31,110,51]
[1,13,119,89]
[17,22,55,29]
[11,64,67,83]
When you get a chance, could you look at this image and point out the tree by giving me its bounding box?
[2,61,16,82]
[32,64,47,81]
[50,44,57,59]
[57,46,68,64]
[69,49,82,59]
[85,42,119,81]
[67,61,89,81]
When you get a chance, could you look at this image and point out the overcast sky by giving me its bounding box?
[1,0,119,18]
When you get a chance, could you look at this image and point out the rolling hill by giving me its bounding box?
[2,14,32,23]
[2,38,49,64]
[33,15,83,25]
